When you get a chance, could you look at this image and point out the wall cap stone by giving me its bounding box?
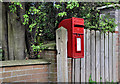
[97,4,120,10]
[42,41,56,50]
[0,59,51,67]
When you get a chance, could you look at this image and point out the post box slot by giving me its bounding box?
[73,27,84,34]
[74,25,84,27]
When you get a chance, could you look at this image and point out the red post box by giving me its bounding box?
[58,17,84,58]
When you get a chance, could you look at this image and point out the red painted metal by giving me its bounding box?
[58,17,84,58]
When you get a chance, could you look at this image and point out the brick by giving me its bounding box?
[12,71,26,76]
[12,77,19,82]
[25,70,34,75]
[2,72,11,78]
[0,68,3,73]
[68,77,72,82]
[68,63,71,67]
[43,65,48,68]
[47,51,56,55]
[0,73,2,78]
[2,77,18,82]
[26,79,37,82]
[37,77,48,82]
[11,82,26,84]
[15,80,26,82]
[17,75,31,81]
[50,68,57,72]
[18,66,33,70]
[4,67,19,71]
[4,78,12,82]
[44,54,51,57]
[68,67,72,71]
[68,58,72,62]
[33,65,44,69]
[40,68,48,72]
[32,74,42,79]
[49,64,57,72]
[0,79,2,84]
[44,65,48,68]
[51,63,57,68]
[41,73,48,78]
[26,68,48,75]
[45,53,50,56]
[48,77,57,82]
[49,73,57,78]
[32,73,48,79]
[51,54,57,58]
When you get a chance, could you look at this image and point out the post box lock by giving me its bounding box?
[58,17,84,58]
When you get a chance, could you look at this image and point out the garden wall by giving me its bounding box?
[40,50,72,82]
[0,52,72,83]
[0,60,50,83]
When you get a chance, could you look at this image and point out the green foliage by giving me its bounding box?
[9,2,23,13]
[89,75,117,84]
[31,44,41,52]
[29,23,37,32]
[54,4,61,9]
[28,6,40,14]
[31,43,47,58]
[99,14,117,32]
[9,2,119,40]
[89,75,97,83]
[66,2,79,9]
[58,12,67,17]
[23,14,29,25]
[8,2,119,59]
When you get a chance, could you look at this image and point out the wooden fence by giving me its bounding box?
[72,29,118,82]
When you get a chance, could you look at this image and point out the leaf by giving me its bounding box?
[58,12,67,17]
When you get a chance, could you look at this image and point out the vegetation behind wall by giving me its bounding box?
[2,2,119,60]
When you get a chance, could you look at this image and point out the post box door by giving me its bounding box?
[72,34,84,58]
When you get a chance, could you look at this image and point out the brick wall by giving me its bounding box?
[0,51,72,83]
[0,64,49,83]
[0,49,72,83]
[40,50,72,82]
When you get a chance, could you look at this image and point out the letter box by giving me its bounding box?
[58,17,84,58]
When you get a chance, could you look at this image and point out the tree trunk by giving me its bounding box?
[0,2,2,47]
[0,2,2,61]
[7,11,14,60]
[7,3,26,60]
[2,3,9,60]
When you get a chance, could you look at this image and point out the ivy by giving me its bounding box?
[9,2,23,13]
[23,14,29,25]
[58,12,67,17]
[66,2,79,9]
[99,14,117,32]
[54,4,61,9]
